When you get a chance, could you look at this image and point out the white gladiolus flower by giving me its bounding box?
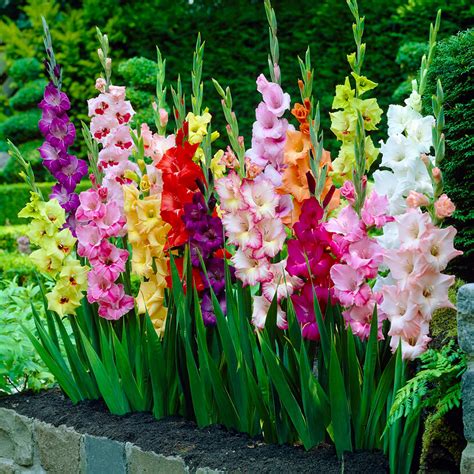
[380,134,420,172]
[387,104,421,136]
[406,115,435,153]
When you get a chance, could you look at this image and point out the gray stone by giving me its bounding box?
[458,284,474,355]
[0,458,15,474]
[0,408,33,467]
[463,361,474,443]
[34,422,81,474]
[196,468,224,474]
[125,443,188,474]
[0,152,9,170]
[461,442,474,474]
[83,435,125,474]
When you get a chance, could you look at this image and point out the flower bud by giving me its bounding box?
[95,78,106,92]
[340,180,356,205]
[159,108,168,127]
[434,194,455,219]
[432,167,442,183]
[406,190,429,208]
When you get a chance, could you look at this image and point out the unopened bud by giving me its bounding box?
[159,108,168,127]
[406,190,429,208]
[432,167,442,183]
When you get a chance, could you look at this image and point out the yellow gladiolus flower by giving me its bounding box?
[30,248,63,275]
[59,260,89,291]
[135,197,162,235]
[210,150,225,179]
[43,228,76,261]
[351,72,378,96]
[330,110,357,141]
[186,109,212,145]
[350,98,383,131]
[46,282,83,317]
[137,276,167,336]
[18,192,42,220]
[193,146,206,165]
[332,77,355,109]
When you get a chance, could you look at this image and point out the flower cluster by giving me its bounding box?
[246,74,290,185]
[327,187,393,340]
[124,181,170,335]
[330,74,382,185]
[75,185,133,320]
[182,192,228,326]
[216,171,296,329]
[156,125,205,248]
[380,208,461,359]
[19,193,88,316]
[88,82,139,207]
[38,83,88,231]
[373,90,436,216]
[286,198,336,340]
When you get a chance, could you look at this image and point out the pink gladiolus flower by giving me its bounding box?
[396,208,434,249]
[361,191,394,228]
[325,205,365,245]
[419,225,463,271]
[261,259,303,302]
[251,295,288,330]
[254,218,286,258]
[383,248,429,289]
[241,176,279,221]
[97,283,135,320]
[92,241,129,282]
[232,248,272,287]
[256,74,290,117]
[76,224,104,259]
[76,189,106,222]
[222,212,261,249]
[434,194,455,219]
[87,270,113,303]
[253,103,287,140]
[95,201,127,238]
[390,329,431,360]
[411,268,455,317]
[345,238,384,279]
[330,264,371,307]
[215,172,245,213]
[406,190,429,208]
[340,180,356,205]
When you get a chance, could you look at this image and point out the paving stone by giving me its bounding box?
[34,422,81,474]
[0,408,33,467]
[125,443,188,474]
[461,442,474,474]
[458,284,474,355]
[0,458,15,474]
[83,435,125,474]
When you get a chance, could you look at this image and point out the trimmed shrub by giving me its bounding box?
[0,251,35,283]
[0,109,41,143]
[0,181,90,225]
[0,224,29,252]
[425,29,474,280]
[9,57,42,85]
[9,79,48,111]
[118,57,157,88]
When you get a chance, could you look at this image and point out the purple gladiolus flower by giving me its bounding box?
[47,116,76,149]
[193,216,224,254]
[54,156,88,191]
[50,185,80,213]
[202,257,226,293]
[38,106,59,136]
[38,142,69,173]
[38,83,70,114]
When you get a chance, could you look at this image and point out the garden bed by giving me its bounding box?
[0,389,388,473]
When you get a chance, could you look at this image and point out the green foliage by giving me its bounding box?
[0,110,41,143]
[0,181,90,225]
[0,277,55,394]
[9,79,48,111]
[0,139,49,184]
[0,251,35,283]
[425,29,474,280]
[118,57,157,89]
[0,224,29,252]
[9,57,42,85]
[388,341,466,426]
[396,42,428,72]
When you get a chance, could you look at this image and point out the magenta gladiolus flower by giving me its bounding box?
[39,82,70,113]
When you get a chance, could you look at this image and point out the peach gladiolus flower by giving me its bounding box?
[406,190,429,208]
[434,194,455,219]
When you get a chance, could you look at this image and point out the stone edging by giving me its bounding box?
[458,283,474,474]
[0,407,221,474]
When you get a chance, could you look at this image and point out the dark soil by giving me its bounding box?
[0,389,388,473]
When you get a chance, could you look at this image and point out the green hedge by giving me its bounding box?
[0,181,90,225]
[0,110,41,143]
[9,79,48,111]
[9,58,42,85]
[425,29,474,280]
[0,225,29,252]
[0,251,35,283]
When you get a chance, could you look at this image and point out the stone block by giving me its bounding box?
[83,435,125,474]
[461,442,474,474]
[458,284,474,355]
[0,408,33,466]
[34,422,81,474]
[0,458,15,474]
[125,443,188,474]
[196,468,224,474]
[463,361,474,443]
